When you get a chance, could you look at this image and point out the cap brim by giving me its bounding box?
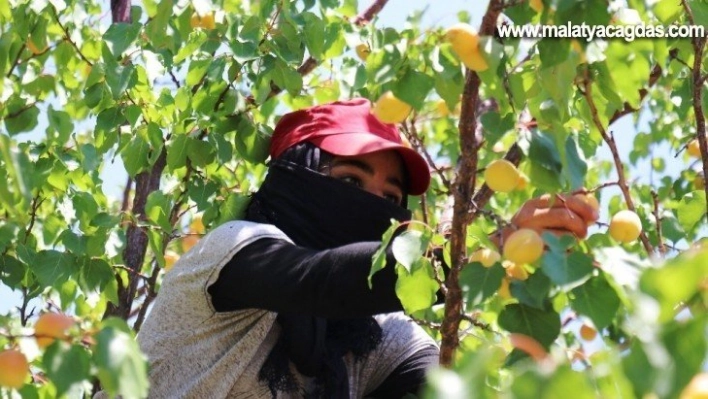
[309,132,431,195]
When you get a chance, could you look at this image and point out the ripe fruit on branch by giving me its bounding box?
[575,192,600,225]
[681,373,708,399]
[498,277,512,300]
[372,91,412,124]
[503,228,544,265]
[608,210,642,243]
[34,312,75,349]
[190,12,216,30]
[0,349,28,389]
[688,139,701,158]
[445,23,488,71]
[164,250,180,272]
[579,324,597,341]
[503,261,529,281]
[355,43,370,61]
[530,0,544,13]
[484,159,520,193]
[469,248,501,267]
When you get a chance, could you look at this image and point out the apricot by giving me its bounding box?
[484,159,520,193]
[681,373,708,399]
[503,261,529,281]
[355,43,370,61]
[34,312,75,349]
[579,324,597,341]
[688,139,702,158]
[445,23,488,71]
[469,248,501,267]
[608,210,642,243]
[0,349,28,389]
[372,91,412,124]
[503,228,544,264]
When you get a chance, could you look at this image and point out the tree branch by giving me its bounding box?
[111,0,131,24]
[581,70,654,255]
[51,6,93,66]
[682,0,708,223]
[439,0,502,368]
[353,0,389,26]
[651,190,666,257]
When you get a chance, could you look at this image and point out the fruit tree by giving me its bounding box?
[1,0,708,398]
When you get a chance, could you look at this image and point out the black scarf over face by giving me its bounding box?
[244,143,412,398]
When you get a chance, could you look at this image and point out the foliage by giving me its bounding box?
[0,0,707,397]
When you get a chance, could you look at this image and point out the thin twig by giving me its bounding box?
[681,0,708,223]
[581,70,653,255]
[651,190,666,256]
[402,119,452,189]
[51,6,93,66]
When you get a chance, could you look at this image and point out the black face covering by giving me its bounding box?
[245,143,412,398]
[249,160,411,250]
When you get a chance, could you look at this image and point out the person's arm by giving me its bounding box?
[208,238,404,318]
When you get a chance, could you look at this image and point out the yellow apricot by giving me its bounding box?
[579,324,597,341]
[355,43,370,61]
[190,216,205,234]
[34,312,75,349]
[498,278,512,300]
[681,373,708,399]
[469,248,501,267]
[503,261,529,281]
[608,210,642,243]
[530,0,544,13]
[164,250,180,272]
[688,139,702,158]
[484,159,521,193]
[503,228,544,264]
[445,23,488,71]
[190,12,216,30]
[0,349,29,389]
[372,91,412,124]
[181,235,200,253]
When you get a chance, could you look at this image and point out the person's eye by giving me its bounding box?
[384,193,402,205]
[339,175,362,188]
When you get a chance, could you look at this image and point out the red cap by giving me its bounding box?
[270,98,431,195]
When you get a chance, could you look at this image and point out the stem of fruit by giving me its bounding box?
[439,0,503,368]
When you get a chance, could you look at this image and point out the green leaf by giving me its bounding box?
[4,103,40,135]
[622,341,659,398]
[80,258,114,292]
[368,221,400,288]
[662,316,707,398]
[302,12,325,59]
[0,255,26,289]
[271,61,303,94]
[120,133,151,177]
[43,343,91,397]
[653,0,682,24]
[186,137,216,167]
[570,274,621,328]
[47,106,74,144]
[145,191,172,231]
[524,130,563,192]
[29,250,79,289]
[395,259,438,314]
[640,249,708,323]
[480,112,515,147]
[540,234,593,285]
[509,271,552,309]
[233,117,272,164]
[460,262,505,307]
[186,59,210,87]
[167,134,189,170]
[393,69,434,110]
[94,320,149,399]
[677,191,706,232]
[391,230,429,271]
[105,62,137,100]
[216,192,250,225]
[564,135,587,191]
[498,303,561,348]
[174,30,207,64]
[103,23,141,58]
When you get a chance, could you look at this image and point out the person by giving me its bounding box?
[136,98,598,399]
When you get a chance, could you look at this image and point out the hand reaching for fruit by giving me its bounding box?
[491,192,600,248]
